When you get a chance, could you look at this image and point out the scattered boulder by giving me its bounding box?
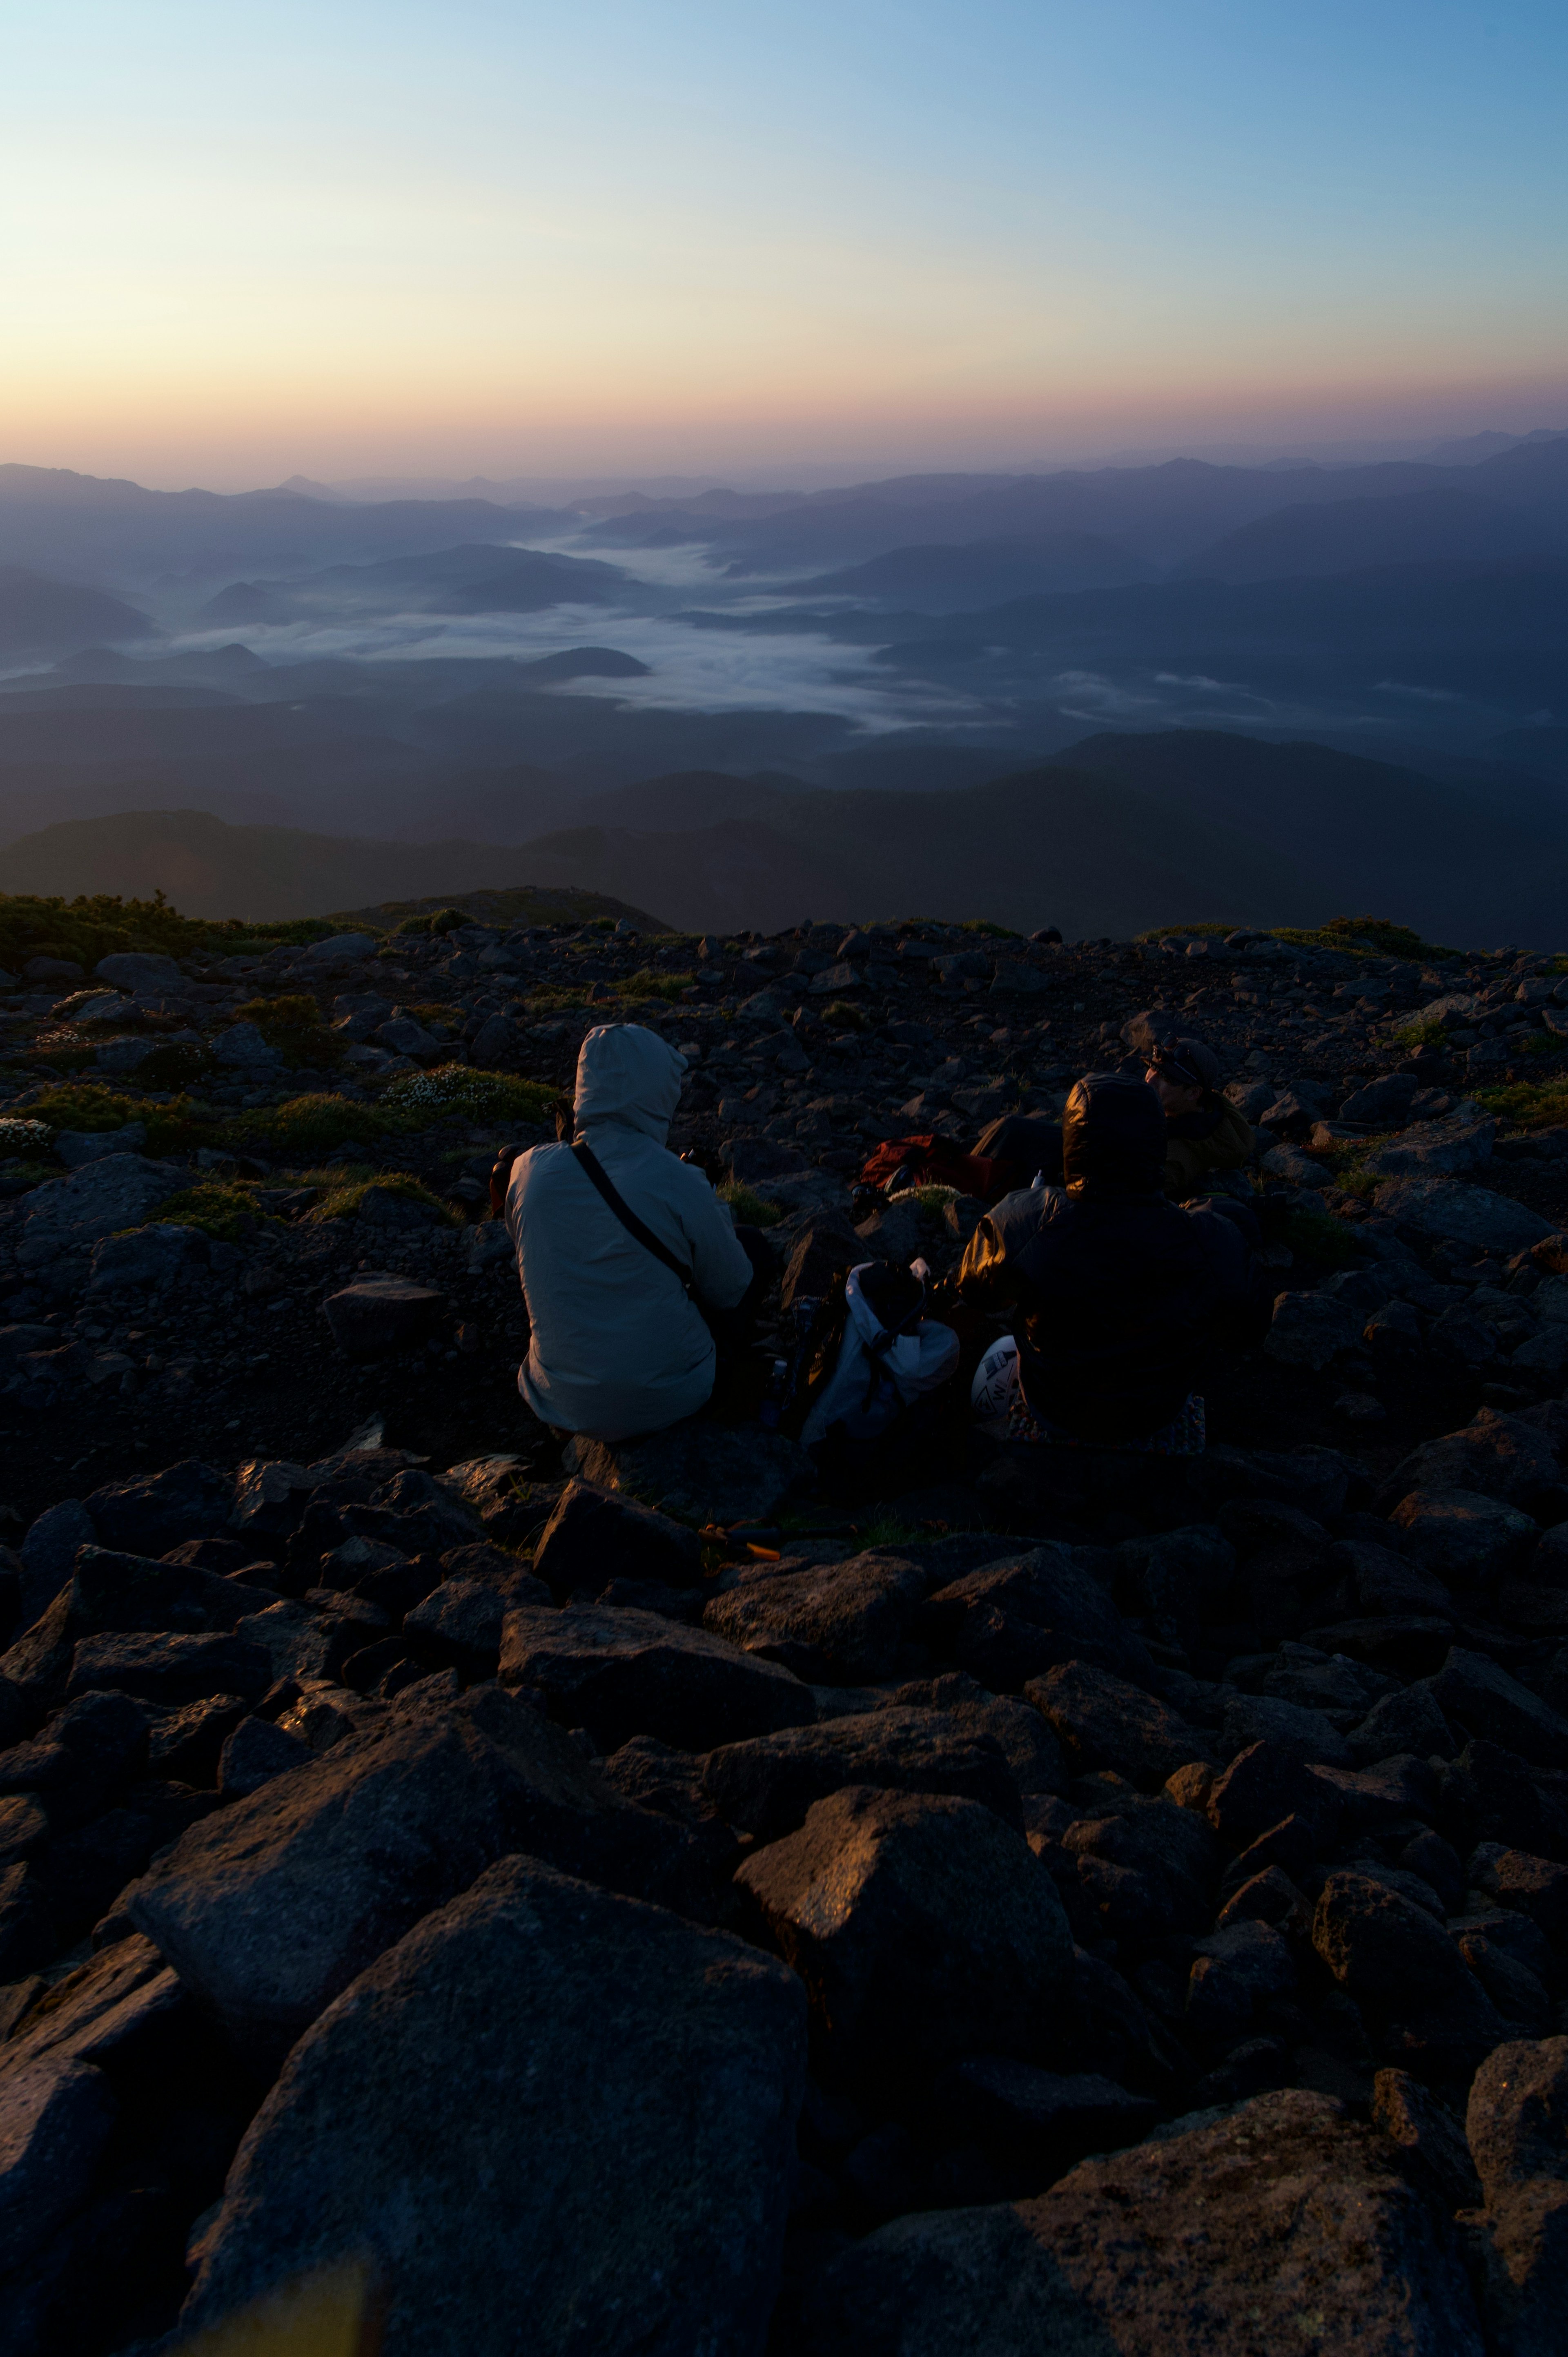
[705,1552,925,1685]
[499,1600,817,1751]
[796,2089,1483,2355]
[126,1686,699,2059]
[562,1420,815,1525]
[180,1855,806,2357]
[736,1785,1072,2089]
[924,1548,1153,1690]
[1374,1177,1552,1255]
[532,1479,703,1597]
[1467,2037,1568,2356]
[701,1708,1023,1839]
[1391,1491,1539,1586]
[322,1276,445,1356]
[1026,1661,1213,1788]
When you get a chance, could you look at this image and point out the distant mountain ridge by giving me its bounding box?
[5,728,1565,941]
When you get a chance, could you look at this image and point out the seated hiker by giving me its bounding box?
[490,1022,766,1441]
[1144,1038,1254,1197]
[958,1071,1271,1452]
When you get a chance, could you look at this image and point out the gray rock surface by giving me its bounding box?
[500,1599,817,1750]
[180,1855,806,2357]
[797,2089,1481,2355]
[1466,2037,1568,2357]
[563,1418,815,1524]
[127,1686,695,2056]
[736,1784,1072,2088]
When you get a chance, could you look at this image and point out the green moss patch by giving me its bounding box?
[221,1094,391,1157]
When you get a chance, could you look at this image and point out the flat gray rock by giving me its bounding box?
[500,1599,816,1751]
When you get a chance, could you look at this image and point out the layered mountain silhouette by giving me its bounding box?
[5,730,1565,941]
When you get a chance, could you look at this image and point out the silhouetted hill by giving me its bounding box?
[0,567,156,660]
[199,542,626,622]
[797,534,1151,607]
[0,808,595,921]
[0,468,577,586]
[1180,486,1562,581]
[8,728,1568,939]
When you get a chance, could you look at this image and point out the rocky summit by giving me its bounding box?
[4,905,1568,2355]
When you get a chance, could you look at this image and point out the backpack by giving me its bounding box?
[780,1261,955,1445]
[859,1133,1002,1200]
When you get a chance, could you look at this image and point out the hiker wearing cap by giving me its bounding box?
[958,1072,1271,1451]
[1145,1038,1254,1198]
[490,1023,765,1440]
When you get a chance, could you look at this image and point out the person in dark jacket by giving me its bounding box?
[958,1071,1270,1448]
[1144,1037,1254,1198]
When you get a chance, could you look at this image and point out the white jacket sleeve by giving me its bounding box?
[679,1176,755,1309]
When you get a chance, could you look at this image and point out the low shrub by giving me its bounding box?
[157,1182,262,1242]
[21,1085,213,1155]
[1475,1079,1568,1131]
[381,1065,555,1127]
[231,994,343,1068]
[717,1182,783,1229]
[306,1173,460,1227]
[822,999,867,1030]
[221,1094,392,1157]
[0,888,337,971]
[1392,1019,1447,1049]
[0,1117,52,1158]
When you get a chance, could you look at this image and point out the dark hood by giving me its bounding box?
[1062,1072,1168,1199]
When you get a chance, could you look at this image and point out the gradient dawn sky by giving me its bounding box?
[4,0,1566,488]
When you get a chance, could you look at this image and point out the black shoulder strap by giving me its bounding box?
[570,1142,695,1297]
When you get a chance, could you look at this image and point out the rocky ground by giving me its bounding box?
[3,907,1568,2353]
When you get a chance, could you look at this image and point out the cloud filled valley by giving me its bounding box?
[2,435,1567,940]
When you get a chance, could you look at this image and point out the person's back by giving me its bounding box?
[503,1023,754,1440]
[959,1071,1267,1443]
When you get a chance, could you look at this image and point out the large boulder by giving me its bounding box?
[1467,2037,1568,2357]
[14,1156,186,1269]
[701,1708,1023,1839]
[924,1548,1152,1691]
[705,1552,925,1685]
[1362,1113,1496,1177]
[1374,1177,1552,1256]
[1380,1411,1564,1514]
[1025,1661,1213,1788]
[322,1276,445,1357]
[532,1479,703,1597]
[125,1686,698,2058]
[1313,1868,1503,2054]
[180,1855,806,2357]
[735,1785,1073,2090]
[1430,1648,1568,1769]
[83,1462,232,1556]
[1390,1490,1539,1586]
[796,2088,1483,2355]
[499,1600,816,1752]
[562,1420,815,1525]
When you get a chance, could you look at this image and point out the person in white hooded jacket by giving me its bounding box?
[498,1023,758,1441]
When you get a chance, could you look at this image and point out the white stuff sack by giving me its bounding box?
[800,1261,960,1445]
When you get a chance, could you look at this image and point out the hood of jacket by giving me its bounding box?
[1062,1071,1167,1199]
[573,1022,687,1144]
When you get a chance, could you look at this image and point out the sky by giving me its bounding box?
[4,0,1567,488]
